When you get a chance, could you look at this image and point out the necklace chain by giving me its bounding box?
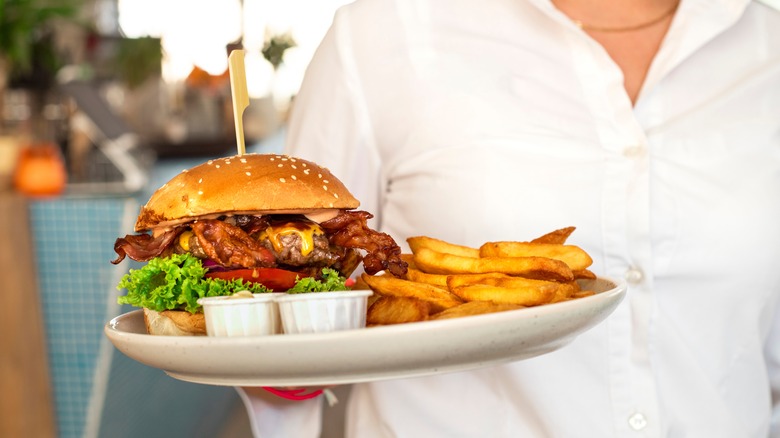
[573,2,680,32]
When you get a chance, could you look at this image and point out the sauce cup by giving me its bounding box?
[276,290,373,334]
[197,292,282,336]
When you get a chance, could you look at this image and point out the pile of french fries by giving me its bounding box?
[360,227,598,325]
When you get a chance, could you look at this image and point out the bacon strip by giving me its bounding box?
[111,229,182,264]
[190,219,276,268]
[112,212,407,278]
[320,211,408,277]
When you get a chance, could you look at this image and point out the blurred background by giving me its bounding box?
[0,1,353,437]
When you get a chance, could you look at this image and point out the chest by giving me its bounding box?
[367,32,780,277]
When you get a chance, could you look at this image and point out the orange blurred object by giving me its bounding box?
[13,142,67,197]
[185,66,230,91]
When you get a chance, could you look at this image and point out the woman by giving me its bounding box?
[241,0,780,436]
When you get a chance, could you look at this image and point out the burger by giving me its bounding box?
[111,153,408,335]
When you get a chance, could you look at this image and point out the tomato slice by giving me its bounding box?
[205,268,300,292]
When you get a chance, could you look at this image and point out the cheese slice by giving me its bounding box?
[262,221,324,256]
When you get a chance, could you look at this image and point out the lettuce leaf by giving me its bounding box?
[287,268,349,293]
[117,253,270,313]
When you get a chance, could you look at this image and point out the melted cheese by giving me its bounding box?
[262,221,324,256]
[178,231,194,251]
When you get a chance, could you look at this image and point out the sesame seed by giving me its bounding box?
[198,190,203,195]
[216,165,220,168]
[182,169,188,173]
[323,180,329,184]
[304,169,310,174]
[278,164,283,168]
[291,175,297,180]
[302,163,307,167]
[280,178,286,183]
[270,158,275,161]
[334,193,339,198]
[240,158,247,163]
[246,172,251,176]
[198,179,202,184]
[323,185,328,191]
[291,165,297,169]
[282,158,288,161]
[290,158,297,162]
[208,160,213,165]
[318,173,322,178]
[225,160,231,164]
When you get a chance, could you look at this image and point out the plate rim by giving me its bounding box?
[106,276,626,343]
[104,276,626,386]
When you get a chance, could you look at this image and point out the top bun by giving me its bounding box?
[135,154,360,231]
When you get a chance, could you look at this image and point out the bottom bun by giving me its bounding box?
[143,308,207,336]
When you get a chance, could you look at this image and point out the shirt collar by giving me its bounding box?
[524,0,755,30]
[524,0,757,102]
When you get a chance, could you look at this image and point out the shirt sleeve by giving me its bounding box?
[284,6,383,229]
[235,388,323,438]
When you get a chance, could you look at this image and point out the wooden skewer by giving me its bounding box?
[228,49,250,156]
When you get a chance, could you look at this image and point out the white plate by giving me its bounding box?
[105,277,625,387]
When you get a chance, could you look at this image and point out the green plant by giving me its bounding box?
[0,0,79,84]
[113,36,162,88]
[262,32,296,70]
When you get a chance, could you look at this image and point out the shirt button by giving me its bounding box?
[624,267,644,285]
[628,412,648,431]
[623,145,646,158]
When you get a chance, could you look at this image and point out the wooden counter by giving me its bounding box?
[0,192,57,437]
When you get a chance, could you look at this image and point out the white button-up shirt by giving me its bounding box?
[241,0,780,436]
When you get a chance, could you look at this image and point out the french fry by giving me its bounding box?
[413,247,574,282]
[429,301,524,320]
[570,290,596,299]
[573,269,597,280]
[445,272,513,289]
[407,236,480,258]
[362,227,597,324]
[449,284,556,306]
[550,281,582,303]
[448,274,570,290]
[405,268,449,288]
[367,296,430,325]
[479,242,593,271]
[399,253,417,270]
[352,274,371,291]
[530,226,576,244]
[367,293,382,308]
[361,273,463,312]
[447,274,570,303]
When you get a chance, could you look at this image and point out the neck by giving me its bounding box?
[551,0,679,105]
[553,0,680,33]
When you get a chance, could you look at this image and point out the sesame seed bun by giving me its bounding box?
[135,154,360,231]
